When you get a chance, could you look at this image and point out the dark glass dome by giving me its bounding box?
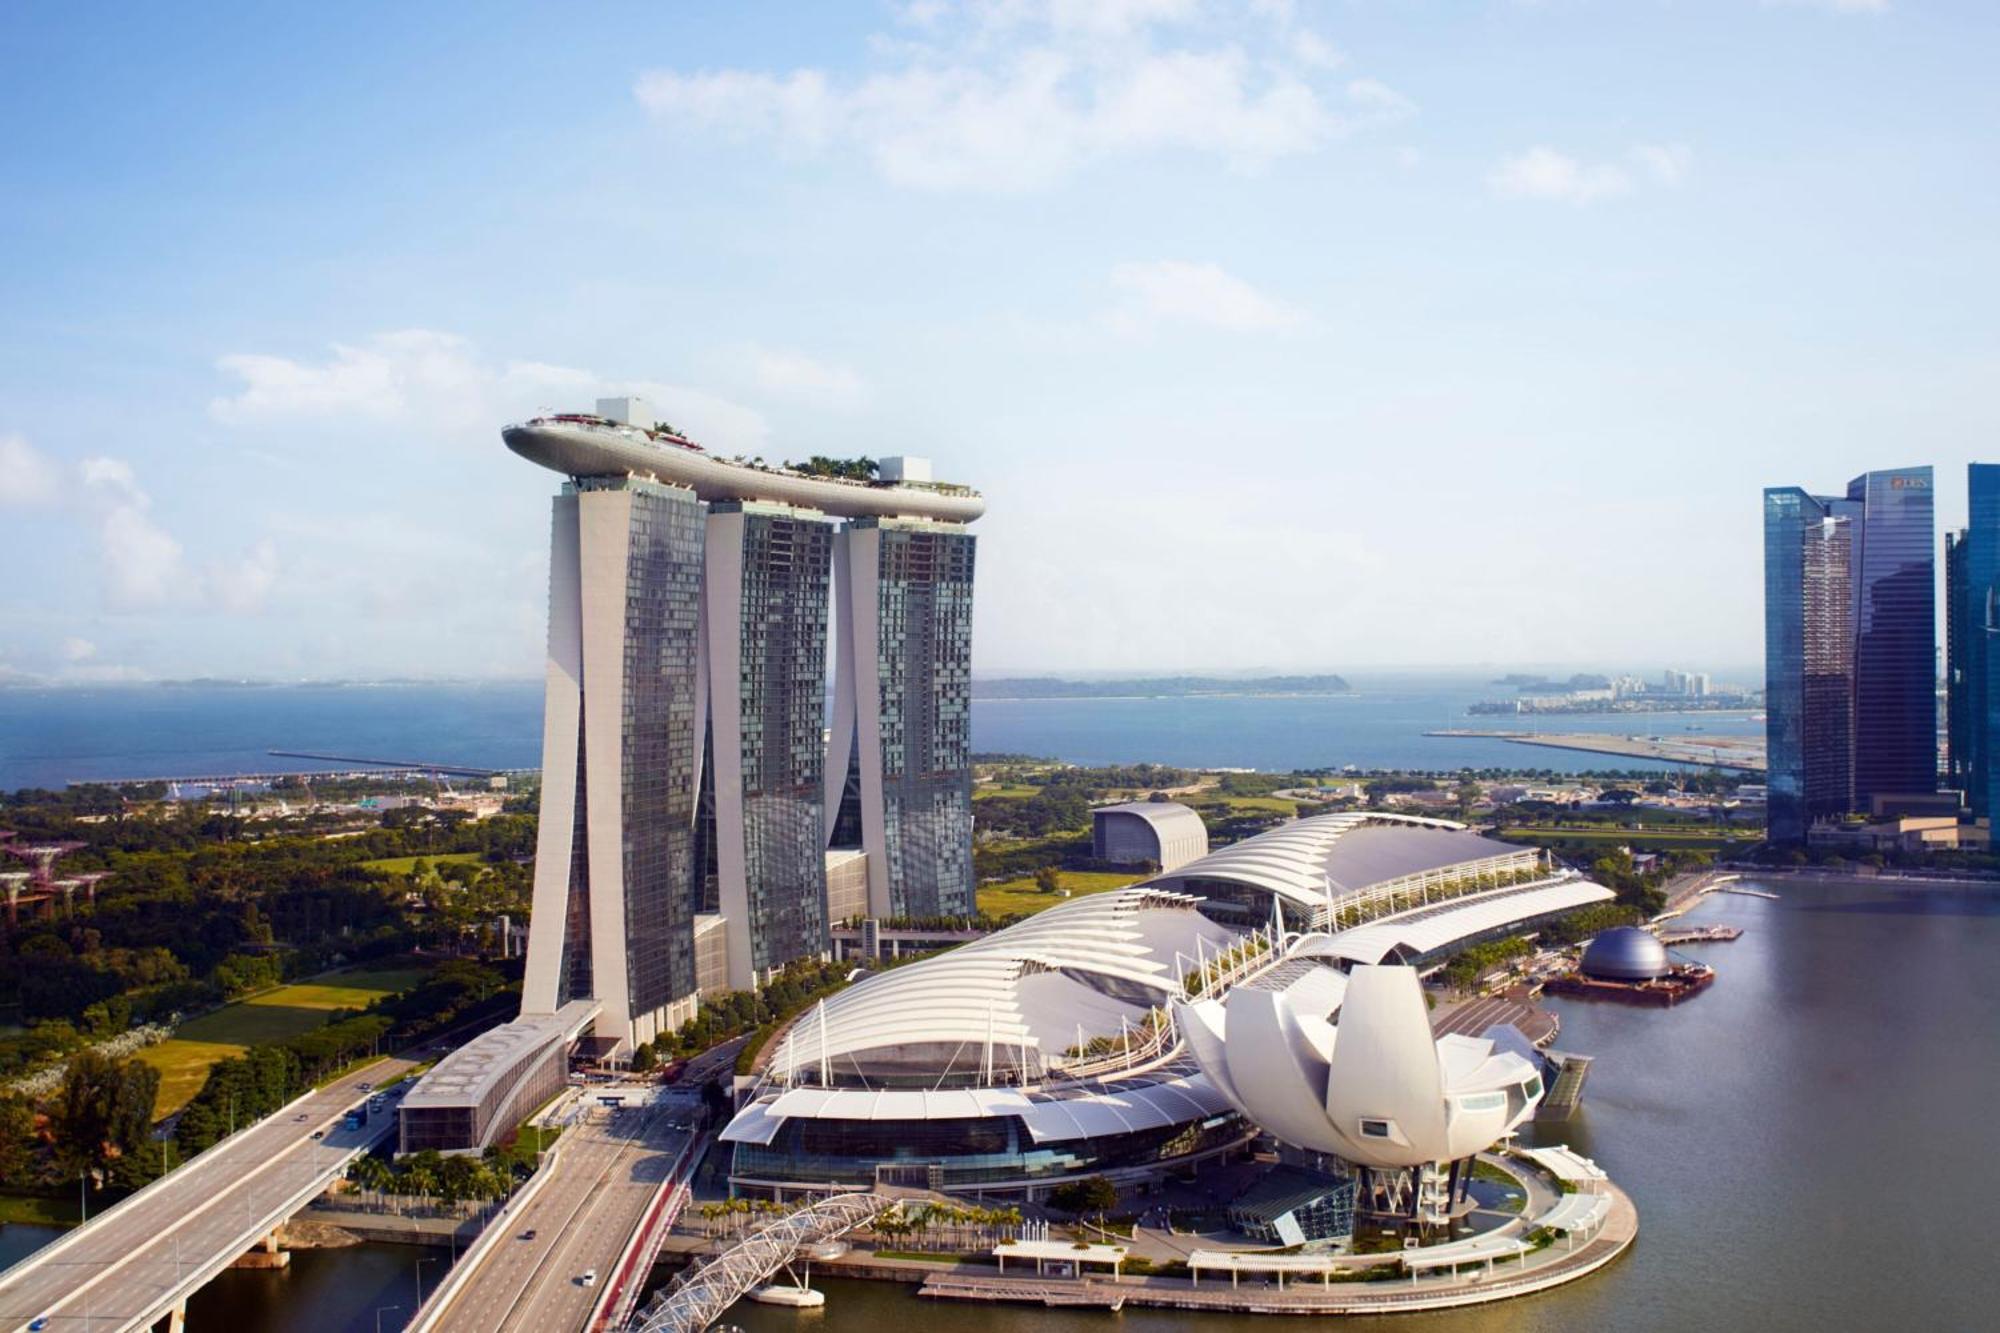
[1579,927,1669,981]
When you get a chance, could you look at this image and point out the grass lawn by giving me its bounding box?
[138,960,432,1119]
[360,851,488,874]
[978,870,1142,919]
[1192,794,1300,816]
[973,784,1043,800]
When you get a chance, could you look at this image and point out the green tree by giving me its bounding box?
[1033,865,1062,895]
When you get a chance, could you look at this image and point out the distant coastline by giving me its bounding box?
[972,674,1351,701]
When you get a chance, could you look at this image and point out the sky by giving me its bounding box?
[3,0,1996,684]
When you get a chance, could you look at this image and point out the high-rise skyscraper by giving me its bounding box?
[1946,464,2000,829]
[508,399,983,1050]
[1763,467,1935,843]
[1844,468,1937,807]
[702,501,836,991]
[522,475,707,1046]
[825,515,978,919]
[1764,488,1857,843]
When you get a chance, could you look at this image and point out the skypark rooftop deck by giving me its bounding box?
[503,415,985,523]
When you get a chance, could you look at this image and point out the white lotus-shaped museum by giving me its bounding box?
[1175,963,1543,1169]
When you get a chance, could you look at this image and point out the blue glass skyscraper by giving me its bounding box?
[1845,468,1937,808]
[1764,488,1857,842]
[1764,467,1936,842]
[1948,464,2000,829]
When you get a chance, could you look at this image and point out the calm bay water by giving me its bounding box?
[0,676,1760,791]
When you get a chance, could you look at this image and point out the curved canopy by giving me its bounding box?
[1145,812,1509,913]
[766,886,1237,1083]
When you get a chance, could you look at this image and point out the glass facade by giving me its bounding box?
[731,507,834,973]
[1947,527,1969,797]
[1764,488,1856,842]
[731,1111,1241,1191]
[1845,468,1937,804]
[603,478,707,1020]
[1961,465,2000,830]
[868,521,977,918]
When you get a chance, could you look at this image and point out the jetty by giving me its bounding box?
[1657,925,1743,945]
[1423,729,1765,772]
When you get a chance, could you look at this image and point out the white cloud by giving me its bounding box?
[77,455,276,614]
[60,636,95,662]
[0,433,59,506]
[207,539,280,615]
[1109,260,1306,333]
[1488,143,1692,204]
[634,2,1407,192]
[208,333,772,456]
[745,346,869,407]
[1633,142,1693,186]
[211,330,519,427]
[80,456,191,610]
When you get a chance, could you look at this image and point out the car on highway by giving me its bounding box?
[580,1269,598,1287]
[520,1229,538,1241]
[30,1317,49,1331]
[310,1129,324,1140]
[357,1081,372,1091]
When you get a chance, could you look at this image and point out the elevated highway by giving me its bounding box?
[0,1059,411,1333]
[416,1089,696,1333]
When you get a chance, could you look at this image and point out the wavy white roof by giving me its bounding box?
[766,886,1238,1082]
[1293,876,1613,966]
[1145,812,1519,911]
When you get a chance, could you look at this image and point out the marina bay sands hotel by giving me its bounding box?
[504,398,983,1050]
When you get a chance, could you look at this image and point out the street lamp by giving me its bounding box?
[415,1255,438,1307]
[375,1305,402,1333]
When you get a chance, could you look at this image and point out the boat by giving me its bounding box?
[747,1284,826,1308]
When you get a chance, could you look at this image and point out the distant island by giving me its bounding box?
[973,674,1351,700]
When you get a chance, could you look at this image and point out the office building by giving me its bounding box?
[1947,464,2000,827]
[507,399,983,1050]
[1845,468,1937,805]
[1763,468,1935,842]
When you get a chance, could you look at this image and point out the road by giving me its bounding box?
[0,1058,413,1332]
[430,1091,694,1333]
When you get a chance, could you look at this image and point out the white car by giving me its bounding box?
[579,1269,598,1287]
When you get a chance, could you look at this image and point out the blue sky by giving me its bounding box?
[3,0,1994,683]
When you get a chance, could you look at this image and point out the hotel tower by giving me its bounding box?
[508,397,983,1051]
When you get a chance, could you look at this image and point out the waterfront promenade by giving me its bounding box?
[916,1181,1636,1316]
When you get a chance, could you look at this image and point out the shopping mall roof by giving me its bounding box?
[401,998,599,1111]
[1146,812,1531,912]
[763,886,1237,1084]
[1293,875,1614,967]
